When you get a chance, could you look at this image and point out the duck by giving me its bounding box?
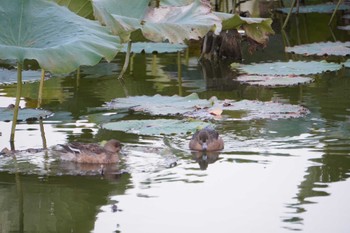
[55,139,121,164]
[189,127,224,151]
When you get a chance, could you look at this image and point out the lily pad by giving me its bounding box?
[121,42,187,54]
[285,41,350,56]
[276,3,350,14]
[233,61,342,76]
[236,75,313,87]
[338,25,350,31]
[92,0,221,43]
[0,107,53,122]
[343,59,350,68]
[105,93,309,121]
[0,68,47,84]
[102,119,211,136]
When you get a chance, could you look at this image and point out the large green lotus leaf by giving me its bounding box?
[0,0,120,74]
[121,42,188,53]
[102,119,212,135]
[286,41,350,56]
[92,0,221,43]
[234,61,342,76]
[52,0,93,18]
[159,0,194,6]
[0,107,52,121]
[105,93,309,120]
[276,3,350,14]
[236,75,313,87]
[0,68,44,84]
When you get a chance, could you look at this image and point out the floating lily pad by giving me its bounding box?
[233,61,342,76]
[276,3,350,14]
[105,93,211,116]
[0,68,46,84]
[338,25,350,31]
[121,42,187,54]
[0,107,53,122]
[236,75,313,87]
[102,119,211,136]
[285,41,350,56]
[105,93,309,120]
[343,59,350,68]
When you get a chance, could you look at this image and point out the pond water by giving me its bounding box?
[1,6,350,233]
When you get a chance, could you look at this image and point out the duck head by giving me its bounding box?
[104,139,122,153]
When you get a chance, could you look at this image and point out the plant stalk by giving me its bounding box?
[328,0,342,25]
[282,0,296,29]
[37,69,45,108]
[10,62,23,143]
[118,40,132,80]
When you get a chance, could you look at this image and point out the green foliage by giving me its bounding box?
[286,42,350,56]
[234,61,342,76]
[0,0,120,73]
[102,119,212,136]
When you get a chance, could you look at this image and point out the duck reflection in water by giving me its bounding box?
[189,127,224,169]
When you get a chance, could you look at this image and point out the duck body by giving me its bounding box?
[55,139,121,164]
[189,127,224,151]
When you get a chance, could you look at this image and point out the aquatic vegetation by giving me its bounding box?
[236,75,313,87]
[0,107,52,122]
[276,3,350,14]
[233,61,342,76]
[0,68,46,84]
[104,93,310,121]
[102,119,212,136]
[285,41,350,56]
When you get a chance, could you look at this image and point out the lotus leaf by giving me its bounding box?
[0,107,52,121]
[338,25,350,31]
[0,0,120,74]
[276,3,350,14]
[236,75,313,87]
[0,68,45,84]
[234,61,342,76]
[286,41,350,56]
[92,0,221,43]
[214,12,274,45]
[121,42,187,53]
[105,93,309,120]
[102,119,212,136]
[343,59,350,68]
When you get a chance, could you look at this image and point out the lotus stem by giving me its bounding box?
[328,0,342,25]
[118,40,132,80]
[10,62,23,143]
[37,69,45,108]
[177,51,183,96]
[282,0,296,29]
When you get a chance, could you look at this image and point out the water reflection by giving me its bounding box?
[0,172,130,232]
[191,151,221,170]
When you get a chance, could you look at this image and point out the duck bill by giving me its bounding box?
[202,142,208,151]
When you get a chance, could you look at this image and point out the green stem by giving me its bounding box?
[328,0,342,25]
[177,51,183,96]
[118,40,132,80]
[37,69,45,108]
[282,0,296,29]
[10,62,23,143]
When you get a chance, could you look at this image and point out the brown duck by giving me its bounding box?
[189,127,224,151]
[56,139,121,164]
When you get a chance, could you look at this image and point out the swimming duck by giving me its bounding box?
[55,139,121,164]
[189,127,224,151]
